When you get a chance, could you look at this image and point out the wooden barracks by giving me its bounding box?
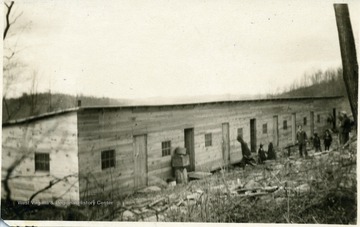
[2,96,343,203]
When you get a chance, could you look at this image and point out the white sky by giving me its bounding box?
[3,0,360,99]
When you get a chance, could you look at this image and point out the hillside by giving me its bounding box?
[273,68,347,98]
[277,80,346,98]
[2,93,131,122]
[2,68,348,122]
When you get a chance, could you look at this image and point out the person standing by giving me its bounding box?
[257,144,267,164]
[313,133,322,152]
[324,129,332,151]
[339,111,351,145]
[296,125,308,158]
[267,142,276,160]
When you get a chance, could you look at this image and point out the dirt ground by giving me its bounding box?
[111,133,356,223]
[2,133,356,223]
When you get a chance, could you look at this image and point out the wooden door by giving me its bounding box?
[310,111,314,136]
[292,113,296,144]
[222,123,230,166]
[184,128,195,171]
[250,119,256,153]
[273,115,279,147]
[133,135,147,188]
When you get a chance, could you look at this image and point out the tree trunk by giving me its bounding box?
[334,4,358,128]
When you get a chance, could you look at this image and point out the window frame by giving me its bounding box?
[101,149,116,170]
[283,120,288,130]
[237,128,243,138]
[262,123,268,134]
[35,153,50,172]
[205,133,212,147]
[161,141,171,157]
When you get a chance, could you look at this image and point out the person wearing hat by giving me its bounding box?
[257,143,267,164]
[339,111,351,145]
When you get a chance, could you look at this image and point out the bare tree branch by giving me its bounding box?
[29,174,77,203]
[11,11,23,26]
[4,1,15,40]
[2,154,28,203]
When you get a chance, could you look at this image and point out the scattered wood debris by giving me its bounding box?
[188,172,212,179]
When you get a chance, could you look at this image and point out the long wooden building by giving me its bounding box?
[2,96,343,204]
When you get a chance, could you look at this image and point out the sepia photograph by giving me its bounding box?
[1,0,358,226]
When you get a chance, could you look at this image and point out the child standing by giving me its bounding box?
[258,144,267,164]
[324,129,332,151]
[313,133,321,152]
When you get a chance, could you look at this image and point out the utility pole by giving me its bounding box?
[334,4,358,128]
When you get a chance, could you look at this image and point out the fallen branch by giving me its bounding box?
[238,192,269,197]
[236,186,279,193]
[148,198,166,208]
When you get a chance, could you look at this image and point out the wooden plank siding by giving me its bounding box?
[1,112,80,203]
[77,98,343,198]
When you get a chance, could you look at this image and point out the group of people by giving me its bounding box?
[236,135,276,169]
[296,125,332,158]
[257,142,276,164]
[311,130,333,152]
[237,110,352,167]
[296,110,352,158]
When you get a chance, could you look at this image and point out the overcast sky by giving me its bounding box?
[3,0,360,99]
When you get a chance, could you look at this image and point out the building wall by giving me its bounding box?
[77,97,342,198]
[1,112,79,204]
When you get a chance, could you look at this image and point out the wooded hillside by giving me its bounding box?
[272,67,347,98]
[2,93,130,122]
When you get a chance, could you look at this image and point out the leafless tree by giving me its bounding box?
[3,1,27,121]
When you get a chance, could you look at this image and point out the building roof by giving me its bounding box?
[2,95,343,127]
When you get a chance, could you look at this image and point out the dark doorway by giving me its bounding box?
[250,119,256,153]
[184,128,195,171]
[310,111,315,136]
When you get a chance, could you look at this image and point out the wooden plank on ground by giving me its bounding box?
[188,171,212,179]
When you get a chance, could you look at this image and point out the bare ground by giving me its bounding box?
[1,133,357,223]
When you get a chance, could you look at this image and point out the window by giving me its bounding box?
[303,117,307,126]
[317,114,321,123]
[35,153,50,172]
[101,150,115,170]
[205,133,212,147]
[161,141,171,157]
[237,128,243,138]
[262,123,267,134]
[283,120,288,130]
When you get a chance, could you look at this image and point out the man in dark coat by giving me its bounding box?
[237,136,256,169]
[339,111,351,145]
[296,125,308,158]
